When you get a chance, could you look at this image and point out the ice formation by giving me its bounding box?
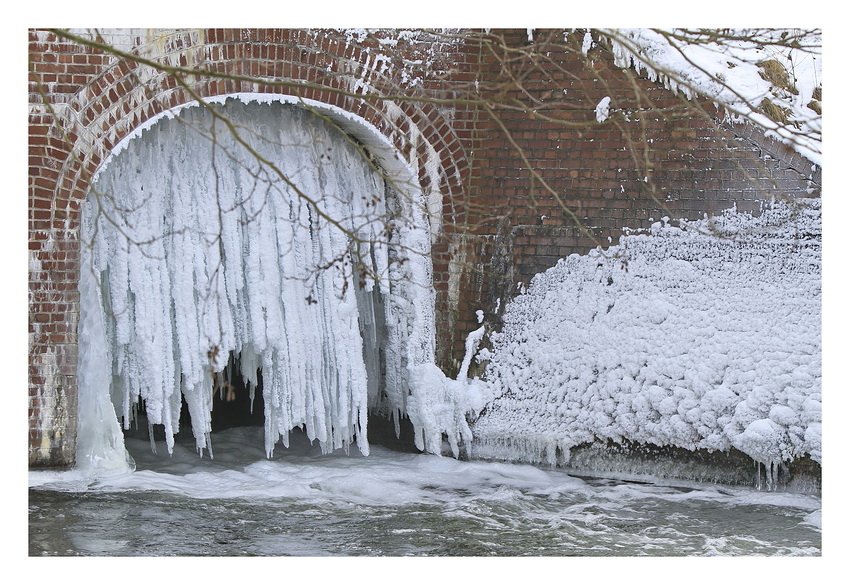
[80,98,440,459]
[472,199,821,480]
[407,322,487,458]
[75,251,136,477]
[594,96,611,123]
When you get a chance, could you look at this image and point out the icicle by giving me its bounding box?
[75,236,135,478]
[457,324,485,381]
[754,459,783,492]
[147,421,157,455]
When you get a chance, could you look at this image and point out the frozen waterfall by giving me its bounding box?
[79,97,440,459]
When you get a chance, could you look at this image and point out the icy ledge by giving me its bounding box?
[471,198,821,487]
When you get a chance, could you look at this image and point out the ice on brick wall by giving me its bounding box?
[472,200,821,474]
[80,98,441,458]
[76,244,136,477]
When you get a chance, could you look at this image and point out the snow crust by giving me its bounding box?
[80,98,442,459]
[472,199,821,474]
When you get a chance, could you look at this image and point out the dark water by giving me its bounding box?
[28,427,821,557]
[29,477,821,556]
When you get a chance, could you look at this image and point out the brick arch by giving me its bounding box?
[36,28,469,231]
[28,28,471,467]
[95,93,446,229]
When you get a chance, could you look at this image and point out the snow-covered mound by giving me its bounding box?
[472,199,821,474]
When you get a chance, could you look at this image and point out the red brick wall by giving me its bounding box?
[28,28,820,467]
[436,30,819,370]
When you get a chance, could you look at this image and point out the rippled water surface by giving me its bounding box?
[29,428,821,557]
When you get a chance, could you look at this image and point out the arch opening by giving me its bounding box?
[77,96,441,470]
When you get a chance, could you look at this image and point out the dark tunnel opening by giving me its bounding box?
[122,353,421,455]
[209,364,265,433]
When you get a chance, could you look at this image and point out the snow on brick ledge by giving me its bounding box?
[471,198,821,477]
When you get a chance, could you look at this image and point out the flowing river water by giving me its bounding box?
[29,427,821,557]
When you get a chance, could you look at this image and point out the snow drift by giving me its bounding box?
[472,199,821,477]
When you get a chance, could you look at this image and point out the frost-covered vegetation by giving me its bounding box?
[472,199,821,477]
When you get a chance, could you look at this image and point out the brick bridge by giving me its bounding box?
[28,28,821,467]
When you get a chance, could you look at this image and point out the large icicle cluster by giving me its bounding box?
[81,98,437,458]
[472,199,821,473]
